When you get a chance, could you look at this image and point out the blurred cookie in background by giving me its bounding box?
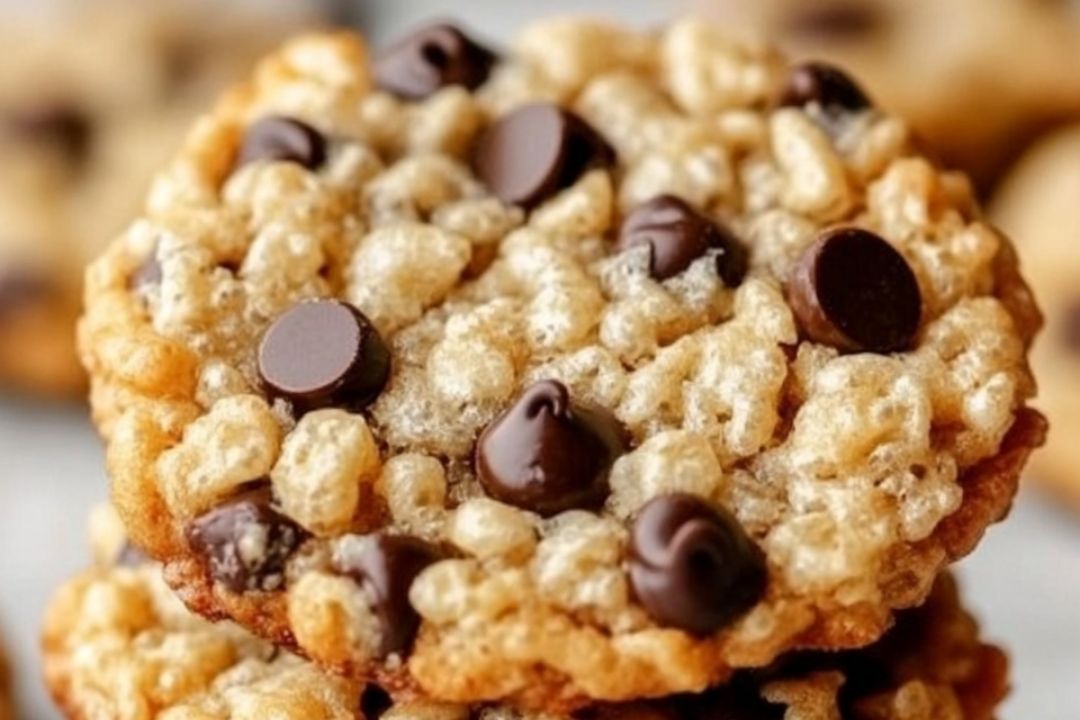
[0,0,313,397]
[992,125,1080,508]
[696,0,1080,193]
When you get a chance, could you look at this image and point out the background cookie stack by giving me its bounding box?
[0,2,1078,719]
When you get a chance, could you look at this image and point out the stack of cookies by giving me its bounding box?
[44,15,1045,720]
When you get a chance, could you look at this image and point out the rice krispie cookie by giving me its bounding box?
[991,125,1080,506]
[81,18,1044,709]
[44,505,364,720]
[45,509,1006,720]
[0,0,309,396]
[697,0,1080,192]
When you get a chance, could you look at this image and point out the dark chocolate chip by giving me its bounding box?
[185,485,307,593]
[476,380,627,517]
[779,61,871,115]
[375,23,496,101]
[784,2,883,40]
[629,493,767,635]
[472,103,615,209]
[258,299,390,414]
[1061,299,1080,351]
[787,227,922,353]
[236,116,327,171]
[130,245,162,291]
[619,195,748,285]
[334,533,441,657]
[359,685,394,720]
[6,103,92,162]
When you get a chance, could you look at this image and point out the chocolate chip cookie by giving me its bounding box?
[81,18,1044,709]
[45,509,1005,720]
[698,0,1080,193]
[992,124,1080,507]
[0,0,307,396]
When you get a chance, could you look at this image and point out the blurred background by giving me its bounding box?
[1,1,1078,718]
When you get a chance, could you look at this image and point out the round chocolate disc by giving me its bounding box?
[788,227,922,353]
[472,103,613,209]
[258,299,390,413]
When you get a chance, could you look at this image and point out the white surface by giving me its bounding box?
[0,2,1078,718]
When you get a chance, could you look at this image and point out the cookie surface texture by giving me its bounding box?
[80,18,1043,709]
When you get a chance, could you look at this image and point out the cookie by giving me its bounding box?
[0,0,308,396]
[696,0,1080,193]
[44,505,363,720]
[45,510,1005,720]
[991,125,1080,506]
[80,18,1044,709]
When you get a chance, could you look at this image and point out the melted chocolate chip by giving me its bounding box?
[779,62,871,115]
[476,380,627,517]
[787,227,922,353]
[258,300,390,414]
[236,116,327,171]
[472,103,615,208]
[375,23,496,100]
[185,486,307,593]
[1062,299,1080,351]
[334,533,441,657]
[619,195,748,285]
[6,103,92,162]
[629,494,767,635]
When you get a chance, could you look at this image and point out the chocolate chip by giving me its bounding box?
[619,195,748,285]
[375,23,496,101]
[784,2,883,40]
[1061,299,1080,351]
[236,116,327,171]
[6,103,92,162]
[334,533,441,657]
[779,62,871,115]
[359,685,394,720]
[787,227,922,353]
[472,103,615,209]
[258,299,391,414]
[185,485,307,593]
[629,493,766,635]
[476,380,627,517]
